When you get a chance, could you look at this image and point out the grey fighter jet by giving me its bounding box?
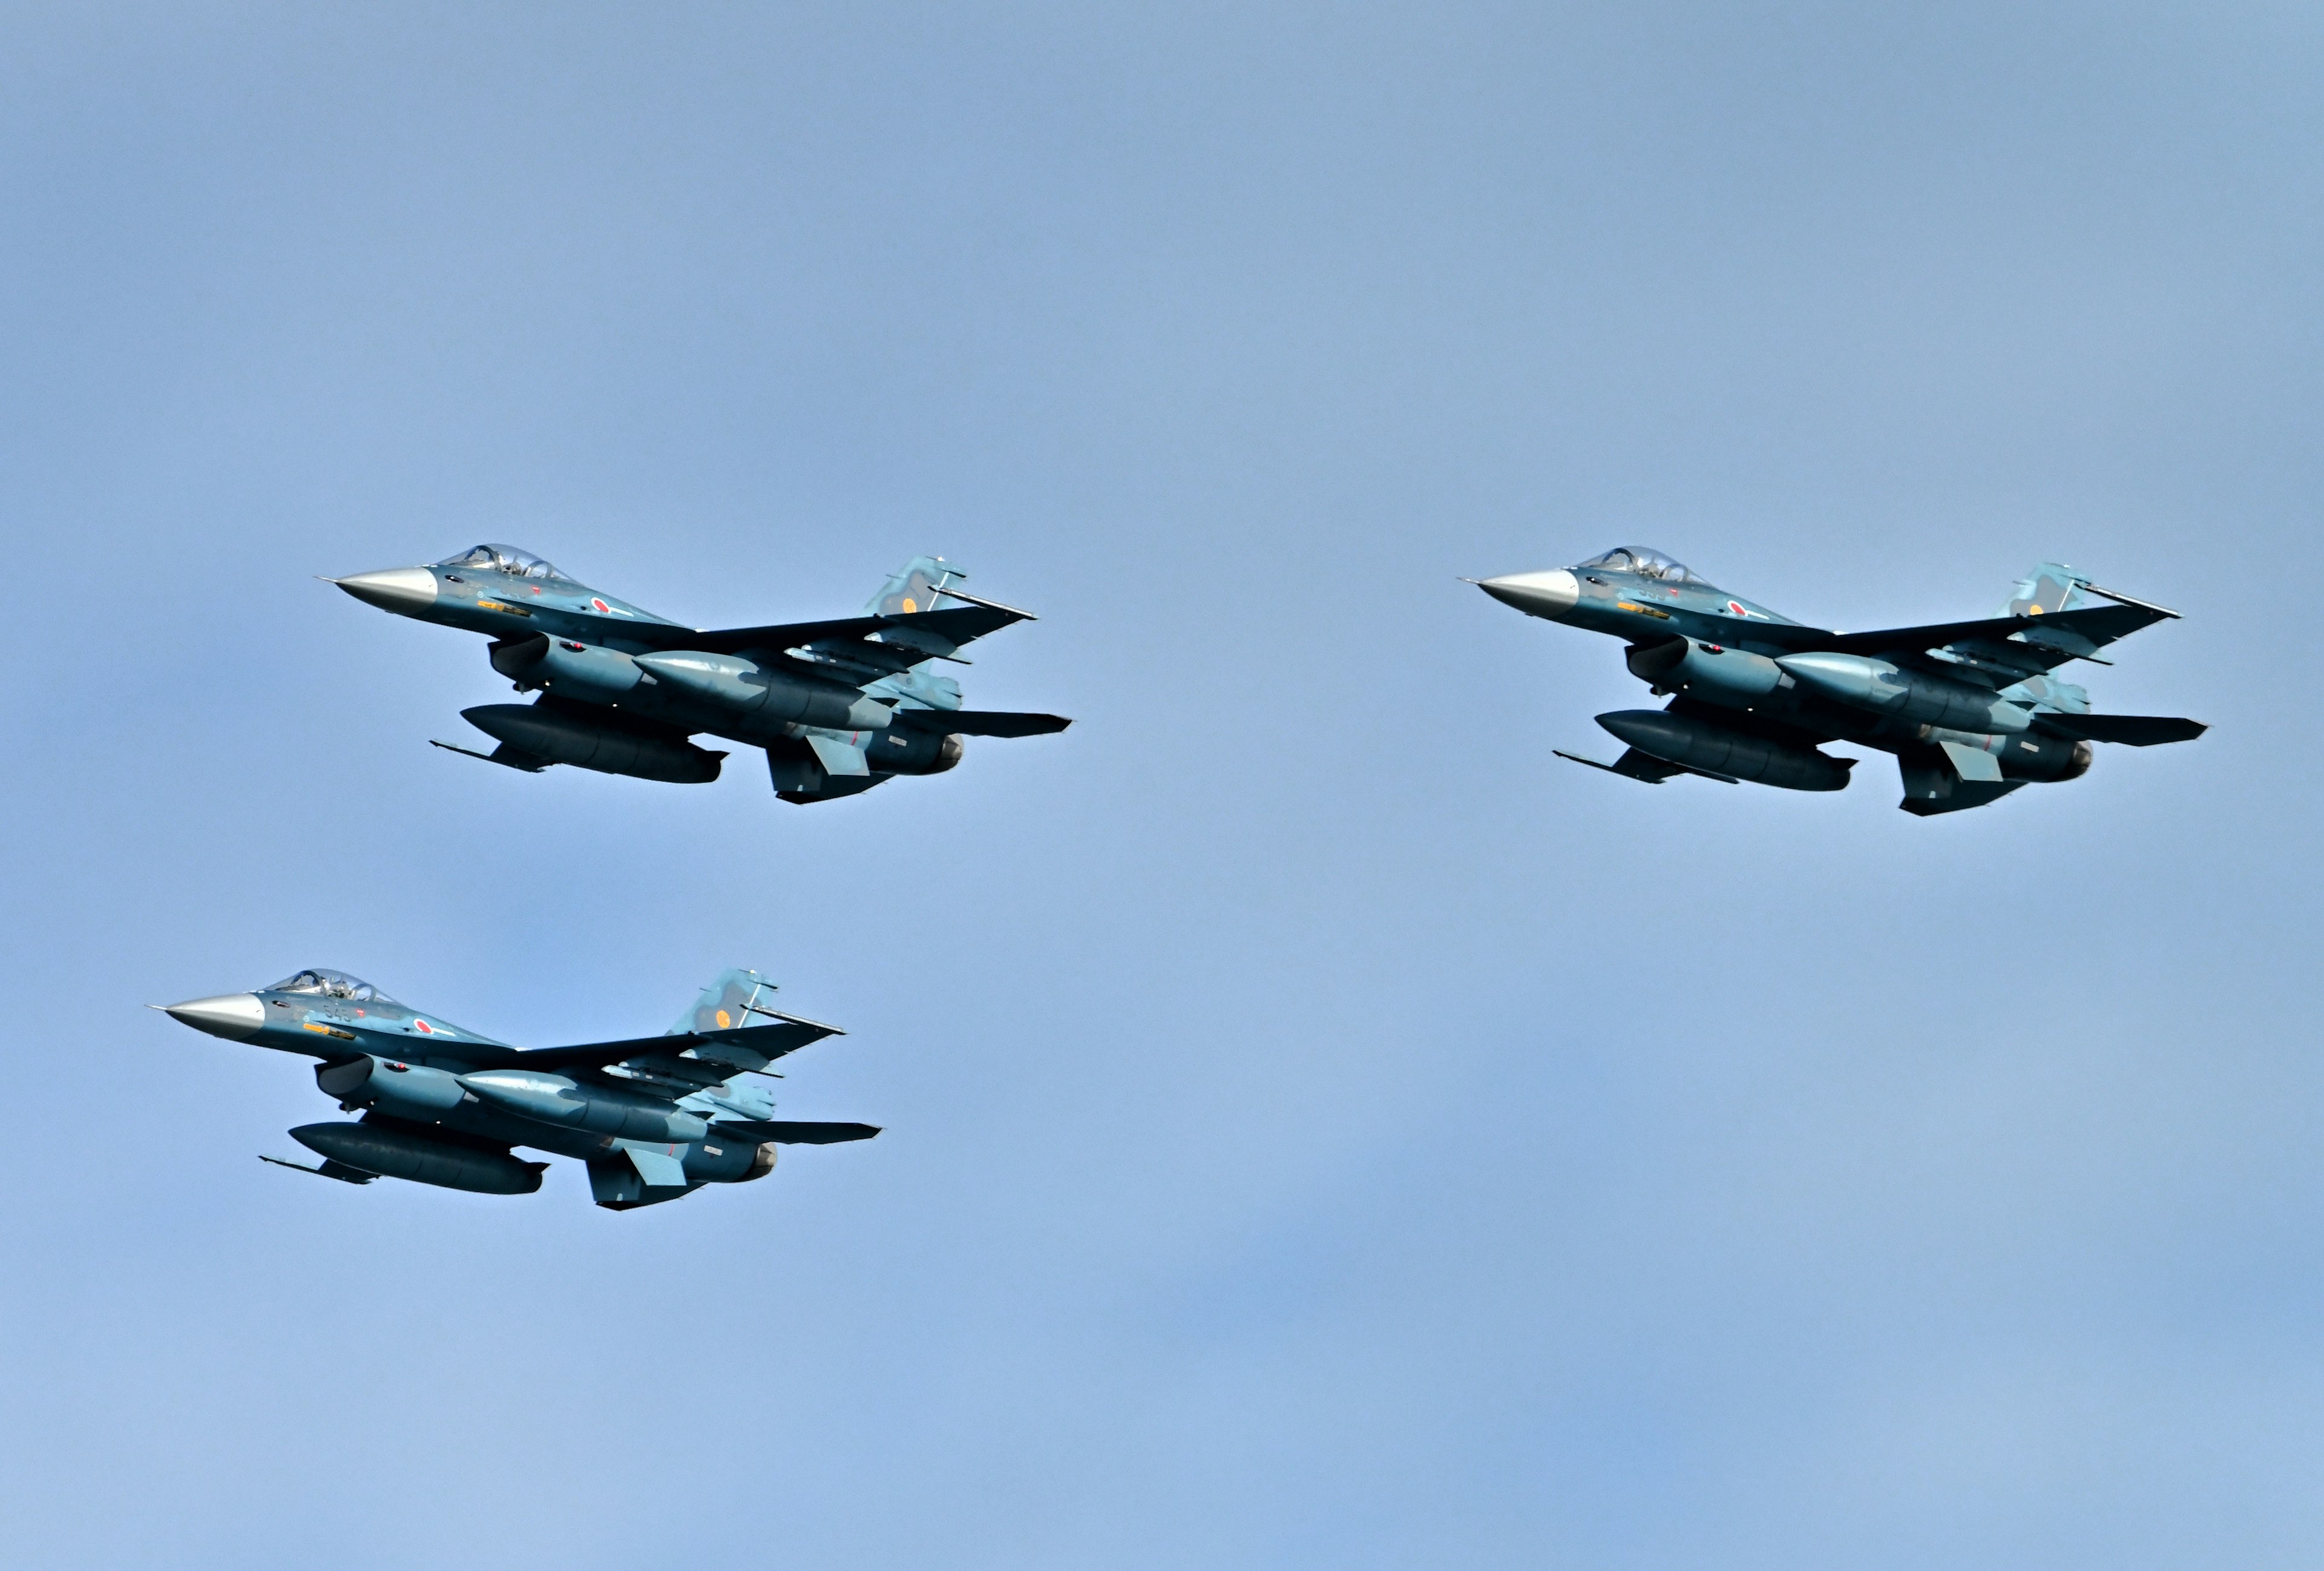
[332,546,1068,804]
[159,967,873,1210]
[1474,548,2204,814]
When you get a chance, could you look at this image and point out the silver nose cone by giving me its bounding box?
[332,567,439,614]
[1474,568,1581,619]
[161,993,267,1041]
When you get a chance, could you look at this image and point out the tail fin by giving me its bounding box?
[2000,562,2091,618]
[865,555,963,618]
[666,968,782,1036]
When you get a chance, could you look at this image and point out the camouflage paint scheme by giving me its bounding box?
[1474,548,2205,814]
[332,547,1069,804]
[158,967,874,1210]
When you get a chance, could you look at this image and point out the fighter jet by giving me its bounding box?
[1472,548,2204,814]
[157,967,874,1210]
[330,545,1068,804]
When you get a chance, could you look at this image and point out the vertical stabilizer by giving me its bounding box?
[2001,562,2090,619]
[667,968,781,1036]
[865,555,963,618]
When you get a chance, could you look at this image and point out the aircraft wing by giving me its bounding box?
[455,1016,842,1075]
[602,602,1031,679]
[1744,601,2175,676]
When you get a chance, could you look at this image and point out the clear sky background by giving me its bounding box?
[1,5,2318,1566]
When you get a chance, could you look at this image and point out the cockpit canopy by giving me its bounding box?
[1574,545,1707,586]
[267,967,396,1005]
[433,543,568,581]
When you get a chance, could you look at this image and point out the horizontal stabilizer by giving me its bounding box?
[2032,713,2207,746]
[430,739,550,772]
[1553,747,1737,785]
[711,1119,881,1145]
[259,1154,376,1184]
[890,709,1072,737]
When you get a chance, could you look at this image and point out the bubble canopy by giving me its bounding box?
[266,968,396,1005]
[434,544,568,581]
[1574,545,1709,586]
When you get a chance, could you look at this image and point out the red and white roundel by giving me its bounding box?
[591,598,609,612]
[413,1019,435,1035]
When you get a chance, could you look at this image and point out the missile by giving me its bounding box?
[461,704,724,783]
[1774,652,2030,736]
[632,651,894,731]
[458,1069,710,1144]
[1595,709,1851,791]
[290,1121,546,1195]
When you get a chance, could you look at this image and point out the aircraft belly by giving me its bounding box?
[619,686,797,747]
[1754,690,1894,748]
[577,682,686,731]
[433,1102,642,1165]
[1671,686,1972,762]
[604,682,883,754]
[404,1099,559,1150]
[362,1097,606,1164]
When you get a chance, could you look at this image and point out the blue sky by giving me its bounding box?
[2,5,2319,1566]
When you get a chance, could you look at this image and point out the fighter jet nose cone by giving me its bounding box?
[333,567,439,614]
[1477,568,1581,619]
[163,993,267,1041]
